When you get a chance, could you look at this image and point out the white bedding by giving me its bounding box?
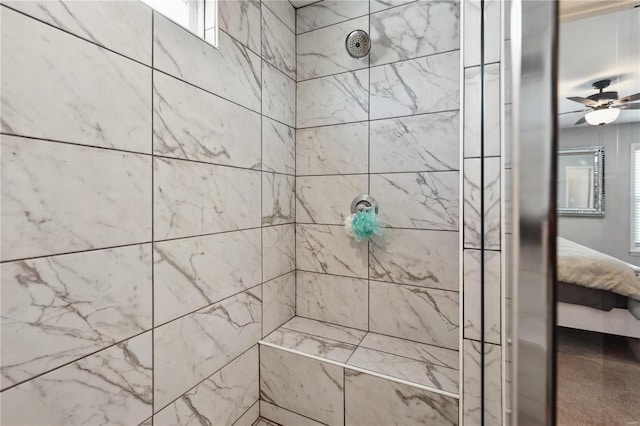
[557,237,640,301]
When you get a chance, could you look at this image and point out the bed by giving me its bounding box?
[557,237,640,339]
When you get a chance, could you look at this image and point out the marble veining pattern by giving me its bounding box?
[262,173,295,225]
[262,5,296,79]
[296,122,369,175]
[262,118,295,175]
[280,317,367,345]
[154,157,260,240]
[1,332,152,426]
[370,0,459,66]
[296,1,369,34]
[369,228,459,290]
[1,245,152,390]
[262,328,357,363]
[262,272,296,336]
[262,224,296,282]
[297,271,369,330]
[153,289,261,409]
[371,172,459,230]
[153,229,262,325]
[370,50,460,120]
[262,0,295,32]
[219,0,261,52]
[154,346,258,426]
[296,175,369,225]
[153,72,261,169]
[296,224,368,278]
[1,7,152,154]
[297,70,369,128]
[1,135,152,261]
[370,112,460,173]
[262,61,296,127]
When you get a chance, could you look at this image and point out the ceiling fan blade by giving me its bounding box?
[621,103,640,110]
[567,96,598,107]
[614,92,640,104]
[558,109,587,116]
[574,116,587,125]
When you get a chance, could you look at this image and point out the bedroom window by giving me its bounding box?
[632,143,640,255]
[141,0,218,48]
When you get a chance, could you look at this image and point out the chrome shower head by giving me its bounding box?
[345,29,371,58]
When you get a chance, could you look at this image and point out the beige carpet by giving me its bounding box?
[557,327,640,426]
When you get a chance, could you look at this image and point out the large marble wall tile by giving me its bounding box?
[463,339,481,425]
[484,157,501,250]
[370,112,460,173]
[297,175,369,225]
[219,0,261,52]
[371,172,459,230]
[297,70,369,128]
[1,332,152,426]
[344,370,458,426]
[154,15,261,112]
[260,345,344,425]
[263,272,296,336]
[370,0,459,66]
[262,328,357,363]
[154,158,260,239]
[262,61,296,127]
[1,8,151,153]
[263,118,295,175]
[1,135,151,261]
[369,280,459,349]
[153,72,261,169]
[296,1,369,34]
[154,289,261,409]
[296,224,368,278]
[1,245,152,390]
[4,1,152,65]
[262,0,295,32]
[260,401,325,426]
[484,343,503,425]
[370,0,414,13]
[370,51,459,120]
[369,228,459,290]
[463,249,481,341]
[297,16,369,81]
[262,6,296,79]
[297,271,368,330]
[262,172,295,225]
[347,347,458,393]
[281,317,367,345]
[154,229,261,325]
[359,333,459,370]
[463,158,481,248]
[463,66,481,158]
[263,224,296,282]
[154,346,258,426]
[296,122,369,175]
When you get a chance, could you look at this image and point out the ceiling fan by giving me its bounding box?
[567,79,640,126]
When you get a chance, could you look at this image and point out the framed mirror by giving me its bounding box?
[557,146,605,216]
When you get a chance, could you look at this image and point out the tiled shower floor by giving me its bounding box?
[260,316,459,395]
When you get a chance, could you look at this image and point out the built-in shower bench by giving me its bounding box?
[258,316,460,425]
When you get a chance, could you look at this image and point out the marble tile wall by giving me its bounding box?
[0,0,296,424]
[294,0,461,352]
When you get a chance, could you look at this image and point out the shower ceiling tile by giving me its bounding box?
[153,229,262,325]
[262,61,296,127]
[369,280,459,350]
[262,117,296,175]
[371,172,459,231]
[370,0,459,67]
[0,245,152,390]
[0,8,152,154]
[0,332,152,426]
[370,111,460,173]
[219,0,261,52]
[370,50,460,120]
[1,135,152,261]
[153,72,261,169]
[154,346,258,426]
[297,16,369,81]
[262,5,296,79]
[263,224,296,282]
[262,172,295,225]
[369,228,459,290]
[296,271,369,330]
[263,272,296,336]
[296,224,368,278]
[154,289,261,410]
[296,175,369,225]
[296,122,369,175]
[154,158,261,240]
[154,15,262,113]
[296,1,369,34]
[297,70,369,128]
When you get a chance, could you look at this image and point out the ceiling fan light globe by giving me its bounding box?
[585,108,620,126]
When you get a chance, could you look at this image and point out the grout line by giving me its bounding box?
[297,169,461,177]
[261,401,328,425]
[296,108,461,130]
[232,400,260,426]
[297,224,460,232]
[150,10,156,419]
[261,0,296,34]
[367,1,372,333]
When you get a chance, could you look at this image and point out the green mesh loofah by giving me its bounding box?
[351,210,381,242]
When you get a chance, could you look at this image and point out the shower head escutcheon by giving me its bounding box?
[345,29,371,58]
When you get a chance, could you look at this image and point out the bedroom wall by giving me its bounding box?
[558,122,640,265]
[0,0,296,424]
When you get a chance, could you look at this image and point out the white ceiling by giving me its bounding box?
[558,5,640,127]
